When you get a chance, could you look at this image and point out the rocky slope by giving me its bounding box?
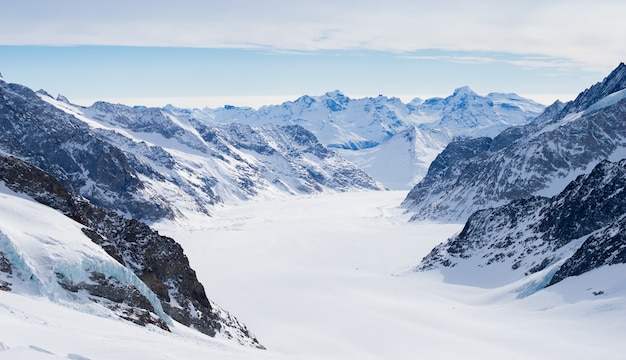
[0,81,172,221]
[0,153,263,348]
[1,77,383,222]
[415,158,626,293]
[403,63,626,222]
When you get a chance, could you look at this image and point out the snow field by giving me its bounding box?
[0,189,624,359]
[159,191,626,359]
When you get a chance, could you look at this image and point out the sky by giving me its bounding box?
[1,0,625,109]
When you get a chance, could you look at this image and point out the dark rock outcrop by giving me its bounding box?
[416,159,626,289]
[0,79,173,220]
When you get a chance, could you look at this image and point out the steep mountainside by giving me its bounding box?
[77,99,383,203]
[0,153,262,348]
[0,81,173,220]
[415,159,626,293]
[166,88,543,188]
[403,63,626,221]
[0,76,382,221]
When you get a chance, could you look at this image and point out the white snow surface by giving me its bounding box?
[1,190,624,359]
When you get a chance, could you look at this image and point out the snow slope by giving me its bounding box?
[0,290,273,360]
[0,183,165,318]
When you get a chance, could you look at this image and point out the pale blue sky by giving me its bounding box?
[1,1,624,108]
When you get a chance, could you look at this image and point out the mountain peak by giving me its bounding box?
[35,89,54,99]
[56,94,71,104]
[324,90,347,99]
[451,86,477,97]
[558,62,626,118]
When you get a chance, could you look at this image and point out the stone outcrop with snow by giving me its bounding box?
[0,153,263,348]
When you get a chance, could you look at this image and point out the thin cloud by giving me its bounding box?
[397,53,589,72]
[2,1,624,71]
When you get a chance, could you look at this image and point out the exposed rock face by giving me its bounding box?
[1,78,384,222]
[415,159,626,290]
[55,270,170,331]
[0,153,263,348]
[189,122,382,194]
[0,80,173,220]
[403,63,626,222]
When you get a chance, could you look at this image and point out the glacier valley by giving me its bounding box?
[1,190,624,359]
[2,63,626,359]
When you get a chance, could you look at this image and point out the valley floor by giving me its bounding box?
[1,190,624,359]
[162,190,626,360]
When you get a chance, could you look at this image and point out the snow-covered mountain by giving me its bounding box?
[409,63,626,296]
[0,153,262,348]
[0,78,383,222]
[403,63,626,222]
[166,88,544,189]
[415,158,626,295]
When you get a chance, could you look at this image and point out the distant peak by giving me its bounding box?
[56,94,71,104]
[452,86,476,97]
[35,89,54,98]
[409,97,424,106]
[324,90,345,98]
[324,90,350,106]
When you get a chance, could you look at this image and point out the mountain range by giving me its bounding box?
[1,60,625,354]
[168,88,544,189]
[411,63,626,295]
[403,63,626,222]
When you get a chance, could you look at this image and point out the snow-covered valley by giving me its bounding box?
[2,64,626,359]
[1,190,625,359]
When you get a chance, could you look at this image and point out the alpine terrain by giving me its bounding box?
[412,63,626,296]
[0,153,263,348]
[166,88,543,189]
[1,66,625,359]
[403,62,626,222]
[1,78,383,222]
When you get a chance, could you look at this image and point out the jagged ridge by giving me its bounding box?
[415,159,626,291]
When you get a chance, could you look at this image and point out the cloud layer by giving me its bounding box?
[3,0,624,71]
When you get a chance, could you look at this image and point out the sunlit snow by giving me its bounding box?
[1,190,625,359]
